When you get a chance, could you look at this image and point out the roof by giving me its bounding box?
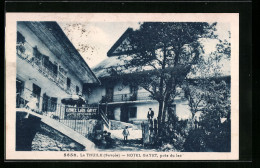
[92,55,230,79]
[107,28,134,57]
[92,56,128,78]
[19,21,100,84]
[93,26,230,80]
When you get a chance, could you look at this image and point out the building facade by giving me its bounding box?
[87,28,191,124]
[16,21,99,117]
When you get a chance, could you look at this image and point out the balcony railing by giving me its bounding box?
[16,42,82,96]
[101,92,154,103]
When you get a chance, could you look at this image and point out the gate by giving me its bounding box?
[56,104,99,136]
[141,118,159,145]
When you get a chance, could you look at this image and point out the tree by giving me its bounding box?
[109,22,217,134]
[182,36,231,151]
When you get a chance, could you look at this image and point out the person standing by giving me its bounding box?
[147,108,154,120]
[122,126,130,142]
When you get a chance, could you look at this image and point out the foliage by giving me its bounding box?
[110,22,217,131]
[183,80,231,152]
[182,34,231,151]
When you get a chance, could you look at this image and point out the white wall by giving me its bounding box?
[114,107,121,121]
[88,80,193,122]
[17,23,84,95]
[175,99,192,120]
[129,102,159,121]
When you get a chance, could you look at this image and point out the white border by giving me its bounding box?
[5,13,239,160]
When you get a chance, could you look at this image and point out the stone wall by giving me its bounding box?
[31,122,85,151]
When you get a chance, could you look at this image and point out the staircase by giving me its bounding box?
[16,108,96,150]
[99,109,110,129]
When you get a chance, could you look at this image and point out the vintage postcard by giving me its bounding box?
[5,13,239,160]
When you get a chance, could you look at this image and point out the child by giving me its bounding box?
[122,126,130,141]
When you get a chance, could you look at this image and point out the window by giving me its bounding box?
[50,97,57,112]
[67,77,71,89]
[76,86,79,94]
[105,86,114,102]
[17,31,25,44]
[130,84,138,101]
[53,64,58,76]
[130,85,138,94]
[128,107,137,118]
[16,78,24,95]
[42,94,57,112]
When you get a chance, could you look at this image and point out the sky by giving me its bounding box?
[58,22,230,69]
[58,22,140,68]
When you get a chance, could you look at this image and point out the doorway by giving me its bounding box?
[16,78,24,107]
[32,83,41,109]
[120,105,129,122]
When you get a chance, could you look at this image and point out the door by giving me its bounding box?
[16,78,24,107]
[42,93,50,112]
[120,105,129,122]
[32,83,41,109]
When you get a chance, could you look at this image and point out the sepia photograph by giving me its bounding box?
[5,13,239,160]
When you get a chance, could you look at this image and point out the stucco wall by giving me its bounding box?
[17,22,84,96]
[88,82,192,121]
[17,58,68,110]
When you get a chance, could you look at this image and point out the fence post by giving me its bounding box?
[58,104,61,122]
[142,122,149,146]
[154,119,158,135]
[74,107,77,131]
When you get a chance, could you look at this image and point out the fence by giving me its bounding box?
[141,118,159,145]
[16,87,99,137]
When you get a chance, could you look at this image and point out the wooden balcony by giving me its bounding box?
[16,42,82,96]
[101,92,154,103]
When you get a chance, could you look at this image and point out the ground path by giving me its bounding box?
[97,128,157,151]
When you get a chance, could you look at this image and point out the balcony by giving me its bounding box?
[100,92,154,103]
[16,42,82,96]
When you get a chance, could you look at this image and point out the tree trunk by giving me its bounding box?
[190,112,196,129]
[161,100,168,123]
[157,101,164,133]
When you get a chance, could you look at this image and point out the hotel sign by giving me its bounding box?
[65,107,98,120]
[65,107,98,113]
